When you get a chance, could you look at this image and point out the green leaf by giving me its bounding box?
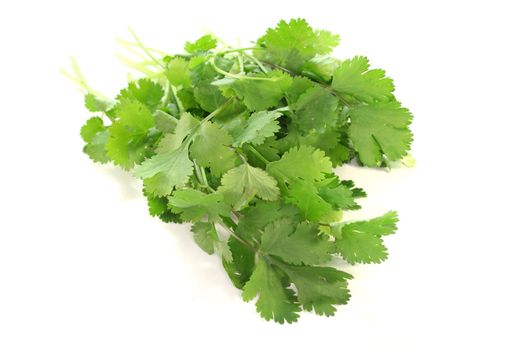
[232,72,292,111]
[185,34,217,54]
[235,200,302,243]
[335,212,398,264]
[80,116,105,142]
[117,78,164,111]
[153,110,178,133]
[301,55,340,82]
[255,18,339,72]
[189,121,237,176]
[83,130,110,163]
[349,101,413,166]
[285,76,314,105]
[84,94,113,112]
[156,112,199,153]
[275,262,352,316]
[166,57,191,88]
[168,189,229,222]
[261,220,333,265]
[317,176,363,210]
[292,86,338,132]
[267,145,332,182]
[285,180,339,223]
[336,230,388,264]
[133,145,194,196]
[222,236,255,289]
[230,111,281,147]
[332,56,394,103]
[219,163,280,210]
[193,84,228,113]
[339,211,399,237]
[144,190,181,223]
[191,221,217,254]
[114,99,155,133]
[242,260,300,324]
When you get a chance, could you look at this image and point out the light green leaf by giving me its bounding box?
[261,220,333,265]
[349,101,413,166]
[292,86,338,132]
[332,56,394,103]
[267,145,332,182]
[242,260,300,324]
[189,121,237,176]
[219,163,280,210]
[231,111,281,147]
[133,145,193,196]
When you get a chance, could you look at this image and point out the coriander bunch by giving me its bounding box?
[72,18,413,323]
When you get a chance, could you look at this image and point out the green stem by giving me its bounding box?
[217,220,257,252]
[60,57,108,99]
[116,37,169,56]
[128,27,165,69]
[209,56,279,81]
[215,47,259,55]
[247,145,269,165]
[243,53,269,74]
[183,98,234,146]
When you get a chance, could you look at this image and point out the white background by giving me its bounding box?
[1,0,524,349]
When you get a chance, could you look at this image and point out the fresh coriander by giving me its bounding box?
[71,18,413,323]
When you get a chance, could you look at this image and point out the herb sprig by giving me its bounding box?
[71,18,413,323]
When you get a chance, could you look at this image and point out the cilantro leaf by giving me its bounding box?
[255,18,339,72]
[335,212,398,264]
[189,121,237,176]
[166,57,191,88]
[133,145,193,196]
[144,190,181,223]
[80,116,105,142]
[275,262,352,316]
[292,85,338,132]
[117,78,163,111]
[193,84,228,112]
[84,94,113,112]
[232,72,292,111]
[349,101,413,166]
[191,221,231,261]
[105,99,156,170]
[222,236,255,289]
[260,220,333,265]
[235,200,302,243]
[230,111,281,147]
[267,145,332,182]
[332,56,394,103]
[80,117,110,163]
[317,176,363,210]
[219,163,280,210]
[168,189,230,222]
[242,260,300,324]
[285,180,340,223]
[185,34,217,54]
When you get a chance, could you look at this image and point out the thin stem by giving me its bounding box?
[247,145,269,165]
[60,57,108,99]
[116,37,169,56]
[217,220,257,252]
[128,27,164,69]
[244,53,269,74]
[209,56,279,81]
[199,166,210,188]
[215,47,259,55]
[116,54,158,76]
[183,98,234,146]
